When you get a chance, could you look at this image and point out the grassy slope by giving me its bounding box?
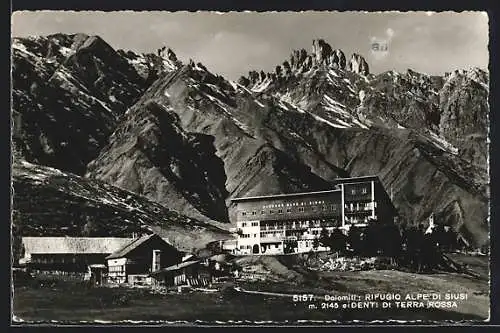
[12,161,230,252]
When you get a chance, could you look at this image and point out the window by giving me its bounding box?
[299,207,305,212]
[261,210,265,215]
[362,187,368,194]
[242,211,247,216]
[254,234,257,238]
[251,222,259,227]
[278,209,283,214]
[241,222,247,227]
[252,211,257,215]
[287,208,291,213]
[153,249,161,272]
[270,210,274,214]
[351,189,356,195]
[331,205,336,211]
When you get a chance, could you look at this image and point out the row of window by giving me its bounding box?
[344,202,376,211]
[259,220,338,230]
[109,265,125,272]
[347,187,369,195]
[240,233,257,238]
[241,230,325,239]
[299,240,315,247]
[240,221,259,227]
[241,204,339,217]
[239,219,341,230]
[258,228,325,238]
[260,232,283,238]
[239,245,252,250]
[33,256,79,264]
[345,216,374,224]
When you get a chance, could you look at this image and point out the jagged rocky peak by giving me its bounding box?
[309,39,341,68]
[12,33,109,61]
[117,44,182,83]
[348,53,370,75]
[240,69,273,87]
[311,39,333,64]
[157,45,179,63]
[290,48,308,70]
[310,39,347,70]
[238,39,367,88]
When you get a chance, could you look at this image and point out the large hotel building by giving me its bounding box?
[230,176,396,255]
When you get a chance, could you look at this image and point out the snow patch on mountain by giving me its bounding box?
[428,131,459,155]
[254,99,265,108]
[251,78,272,93]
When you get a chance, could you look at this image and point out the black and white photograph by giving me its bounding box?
[10,10,490,324]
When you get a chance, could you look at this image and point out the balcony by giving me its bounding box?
[344,210,373,215]
[260,226,284,231]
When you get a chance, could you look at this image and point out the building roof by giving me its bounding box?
[231,176,386,203]
[333,175,381,184]
[106,234,159,260]
[149,260,200,276]
[21,237,134,255]
[231,189,341,202]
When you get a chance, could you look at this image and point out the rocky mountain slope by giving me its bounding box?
[11,35,490,247]
[11,34,179,175]
[86,100,230,223]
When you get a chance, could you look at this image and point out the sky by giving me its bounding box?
[11,11,489,80]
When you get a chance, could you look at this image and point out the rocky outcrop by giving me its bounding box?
[439,68,489,167]
[118,46,182,85]
[311,39,346,70]
[348,53,370,75]
[334,49,347,70]
[357,69,442,130]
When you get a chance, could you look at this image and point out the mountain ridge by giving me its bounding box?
[11,34,490,248]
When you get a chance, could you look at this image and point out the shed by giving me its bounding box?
[105,233,182,285]
[150,260,211,287]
